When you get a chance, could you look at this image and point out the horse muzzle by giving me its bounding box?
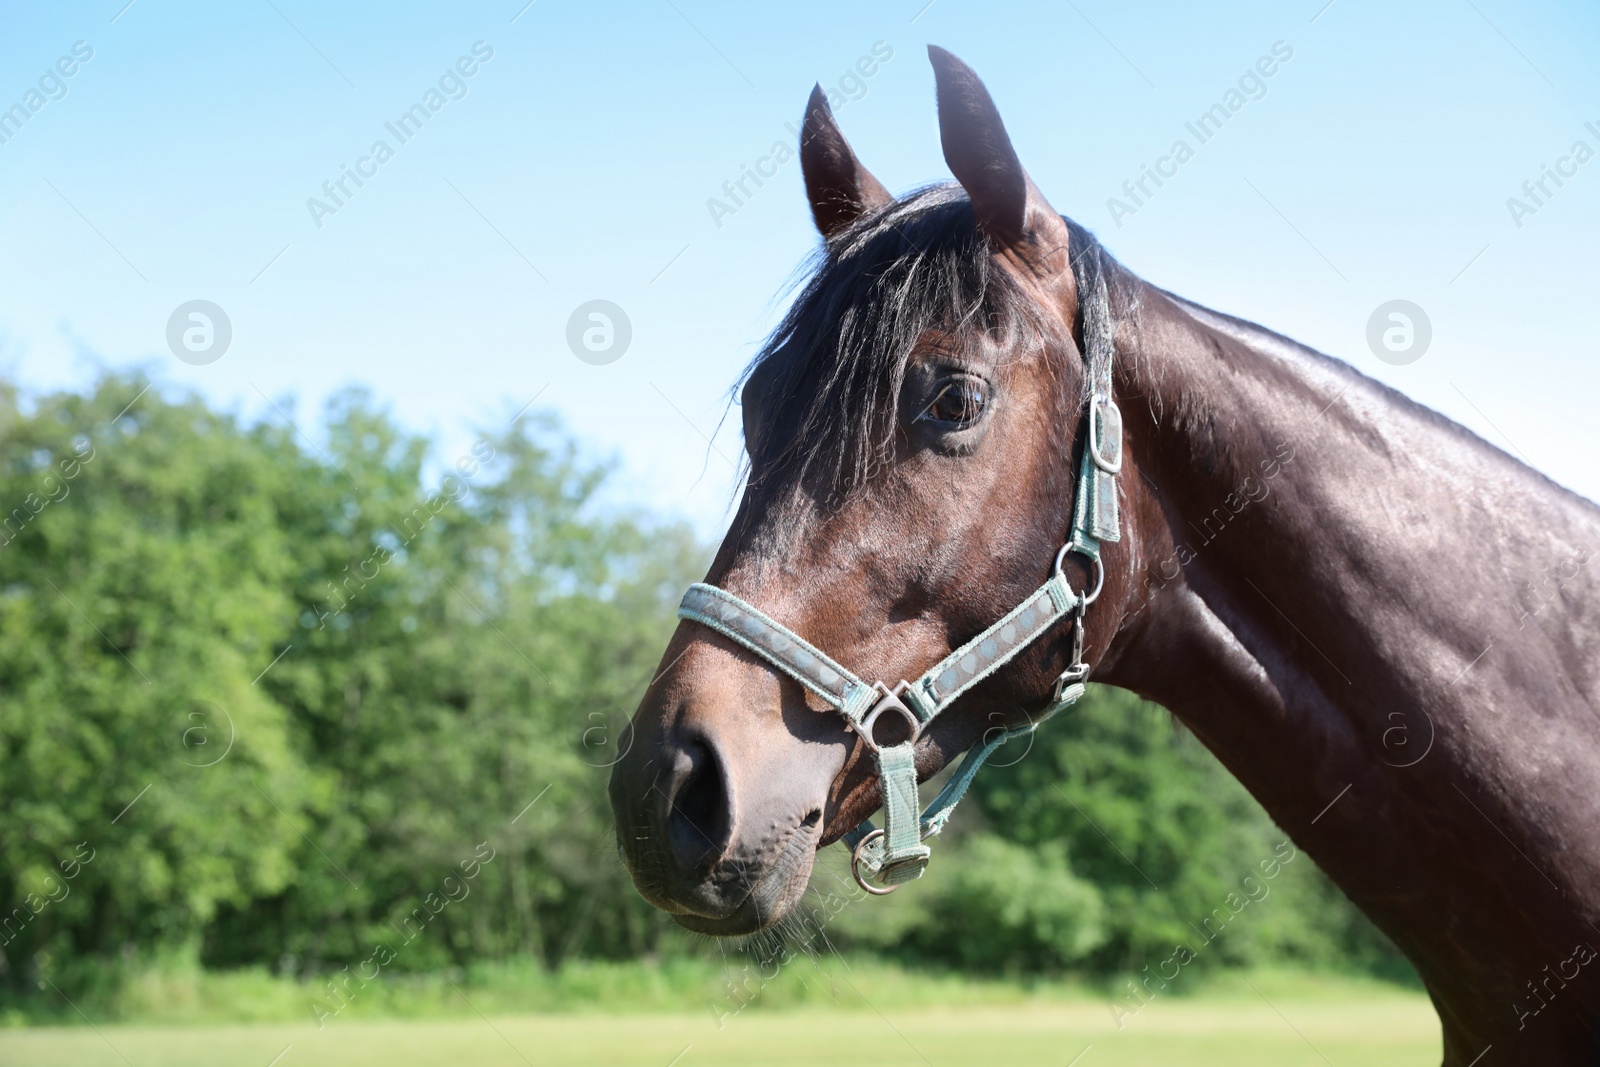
[607,665,840,935]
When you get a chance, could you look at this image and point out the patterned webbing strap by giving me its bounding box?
[677,582,875,722]
[677,571,1079,884]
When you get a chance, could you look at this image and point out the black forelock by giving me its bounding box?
[736,185,1044,506]
[735,184,1121,518]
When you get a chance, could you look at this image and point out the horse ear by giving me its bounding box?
[800,84,893,239]
[928,46,1070,273]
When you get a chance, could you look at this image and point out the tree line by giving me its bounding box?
[0,375,1408,1007]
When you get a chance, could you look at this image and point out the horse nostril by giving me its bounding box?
[667,740,731,872]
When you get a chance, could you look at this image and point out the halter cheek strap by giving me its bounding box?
[674,250,1121,894]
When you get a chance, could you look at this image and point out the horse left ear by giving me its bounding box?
[800,85,893,239]
[929,45,1071,276]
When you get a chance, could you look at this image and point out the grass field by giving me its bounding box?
[0,984,1440,1067]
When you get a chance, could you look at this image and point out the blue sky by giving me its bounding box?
[2,0,1597,536]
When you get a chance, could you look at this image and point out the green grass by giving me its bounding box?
[0,956,1424,1026]
[0,996,1439,1067]
[0,969,1439,1066]
[3,957,1105,1026]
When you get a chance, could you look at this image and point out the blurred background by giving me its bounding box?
[1,0,1596,1064]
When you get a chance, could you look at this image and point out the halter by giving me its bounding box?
[676,251,1122,893]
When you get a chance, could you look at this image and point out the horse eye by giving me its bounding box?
[919,380,988,427]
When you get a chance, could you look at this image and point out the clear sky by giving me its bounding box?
[2,0,1597,536]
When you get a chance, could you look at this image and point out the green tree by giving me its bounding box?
[0,372,1409,1011]
[0,376,310,994]
[0,375,701,1001]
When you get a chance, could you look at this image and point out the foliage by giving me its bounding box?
[903,835,1106,972]
[0,373,1411,1018]
[815,690,1406,980]
[0,374,698,1002]
[965,689,1406,978]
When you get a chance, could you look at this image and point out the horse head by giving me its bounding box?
[608,47,1138,934]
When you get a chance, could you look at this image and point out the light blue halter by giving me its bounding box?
[677,260,1122,894]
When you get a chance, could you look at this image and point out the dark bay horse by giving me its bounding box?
[609,46,1600,1064]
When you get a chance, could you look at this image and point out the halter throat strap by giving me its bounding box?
[674,239,1122,893]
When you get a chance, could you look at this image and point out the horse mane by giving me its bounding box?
[736,184,1135,521]
[1160,288,1600,519]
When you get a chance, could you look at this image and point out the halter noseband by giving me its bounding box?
[675,255,1122,894]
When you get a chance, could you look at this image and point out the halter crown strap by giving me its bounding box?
[1069,261,1122,559]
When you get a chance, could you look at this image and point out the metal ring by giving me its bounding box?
[857,684,922,751]
[1053,544,1105,605]
[850,829,900,896]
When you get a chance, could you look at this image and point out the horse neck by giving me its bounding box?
[1094,279,1600,1051]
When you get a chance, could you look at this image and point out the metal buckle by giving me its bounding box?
[1088,393,1123,474]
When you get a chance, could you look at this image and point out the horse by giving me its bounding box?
[608,45,1600,1064]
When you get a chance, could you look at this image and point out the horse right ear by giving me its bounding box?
[929,45,1071,277]
[799,85,893,239]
